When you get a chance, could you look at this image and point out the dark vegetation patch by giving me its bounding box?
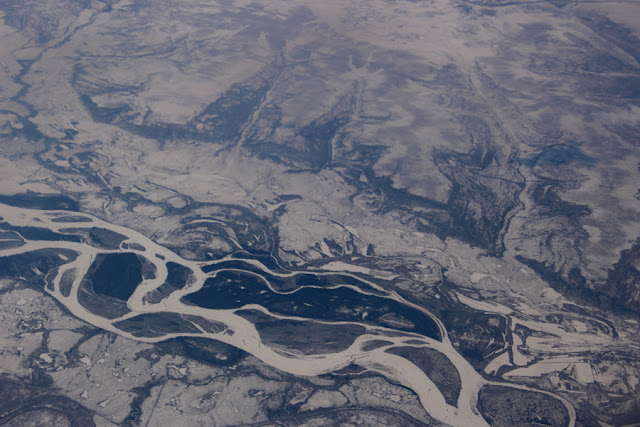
[123,242,145,251]
[517,255,627,324]
[519,145,593,168]
[58,269,76,297]
[3,408,71,426]
[165,262,193,287]
[605,237,640,314]
[331,364,368,376]
[264,405,432,427]
[237,309,365,355]
[0,193,79,211]
[606,123,640,147]
[75,59,281,144]
[433,116,523,256]
[518,236,640,318]
[186,315,227,334]
[530,183,591,218]
[145,262,193,304]
[113,313,209,338]
[79,94,132,124]
[88,227,128,250]
[76,252,143,319]
[0,222,81,243]
[276,194,302,202]
[227,251,284,272]
[0,0,93,44]
[167,210,276,260]
[139,256,156,280]
[411,279,509,370]
[438,307,507,368]
[361,340,394,351]
[576,12,640,65]
[0,231,24,249]
[202,262,381,294]
[183,270,440,340]
[76,285,130,319]
[136,336,247,368]
[50,215,92,223]
[243,91,356,170]
[0,377,95,427]
[385,346,461,406]
[0,249,78,288]
[202,260,268,275]
[477,385,569,427]
[84,252,142,301]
